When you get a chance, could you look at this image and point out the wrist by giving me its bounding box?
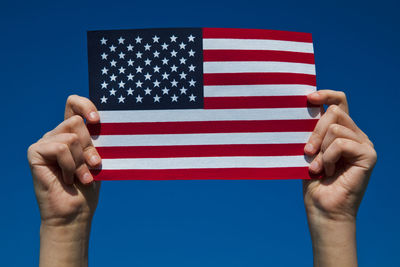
[306,215,357,267]
[39,223,92,267]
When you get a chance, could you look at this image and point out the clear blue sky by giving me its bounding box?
[1,0,399,266]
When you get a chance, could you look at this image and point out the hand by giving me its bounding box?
[303,90,377,222]
[27,95,101,267]
[303,90,377,267]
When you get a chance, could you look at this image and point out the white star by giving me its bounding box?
[136,94,143,103]
[144,72,152,80]
[179,72,187,79]
[110,60,117,67]
[161,43,169,50]
[144,43,151,51]
[188,64,196,72]
[153,94,161,102]
[179,57,187,64]
[135,80,143,88]
[170,35,177,42]
[188,49,195,57]
[189,94,196,102]
[135,36,142,43]
[118,37,125,44]
[188,34,195,42]
[101,81,108,89]
[162,87,169,95]
[189,79,196,86]
[118,67,126,74]
[180,87,187,94]
[118,95,125,103]
[171,94,178,102]
[119,52,125,59]
[179,42,186,49]
[136,51,143,58]
[171,79,178,87]
[109,88,116,95]
[152,35,160,43]
[153,51,160,58]
[162,72,169,79]
[100,37,107,45]
[170,50,177,57]
[136,66,143,73]
[127,73,134,80]
[144,87,152,95]
[127,59,134,66]
[101,53,108,60]
[127,44,134,51]
[100,95,108,103]
[118,80,126,88]
[126,88,134,95]
[153,65,160,73]
[162,58,169,65]
[109,45,116,52]
[144,58,151,65]
[101,67,109,74]
[110,74,117,81]
[171,65,178,72]
[153,80,160,87]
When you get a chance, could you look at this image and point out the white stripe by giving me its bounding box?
[204,85,316,97]
[204,62,316,75]
[92,132,312,147]
[98,155,310,170]
[98,108,320,123]
[203,39,314,53]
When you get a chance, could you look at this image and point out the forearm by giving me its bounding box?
[307,215,357,267]
[39,223,91,267]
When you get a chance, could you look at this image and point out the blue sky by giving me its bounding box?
[1,0,399,266]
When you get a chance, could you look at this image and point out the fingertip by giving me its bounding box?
[88,111,100,123]
[309,160,321,174]
[81,172,93,184]
[304,143,315,155]
[89,154,102,167]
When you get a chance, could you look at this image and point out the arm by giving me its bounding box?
[303,90,377,267]
[28,95,101,267]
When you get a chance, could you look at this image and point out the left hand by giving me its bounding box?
[303,90,377,223]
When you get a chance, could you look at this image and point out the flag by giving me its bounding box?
[87,28,319,180]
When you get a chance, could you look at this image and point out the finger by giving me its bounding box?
[43,115,101,167]
[321,138,376,177]
[64,95,99,123]
[40,133,94,184]
[304,105,362,156]
[309,152,323,174]
[321,124,364,153]
[307,90,349,114]
[29,141,76,185]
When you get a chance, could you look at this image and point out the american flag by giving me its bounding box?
[87,28,319,180]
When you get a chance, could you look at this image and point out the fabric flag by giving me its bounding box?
[87,28,319,180]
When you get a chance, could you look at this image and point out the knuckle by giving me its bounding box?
[337,91,347,101]
[56,143,69,154]
[68,115,84,127]
[67,133,79,144]
[327,104,340,115]
[328,124,341,136]
[66,94,80,105]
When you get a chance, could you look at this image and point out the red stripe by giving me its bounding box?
[203,50,315,64]
[204,96,317,109]
[202,28,313,43]
[203,73,316,86]
[88,119,318,135]
[91,167,319,180]
[96,144,307,159]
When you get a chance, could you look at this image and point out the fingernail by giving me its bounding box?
[90,155,101,165]
[311,92,319,97]
[305,143,314,154]
[82,172,92,183]
[310,161,319,172]
[89,112,99,121]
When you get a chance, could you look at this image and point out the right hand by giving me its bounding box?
[28,95,102,228]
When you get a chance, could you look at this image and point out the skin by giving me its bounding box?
[27,91,377,267]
